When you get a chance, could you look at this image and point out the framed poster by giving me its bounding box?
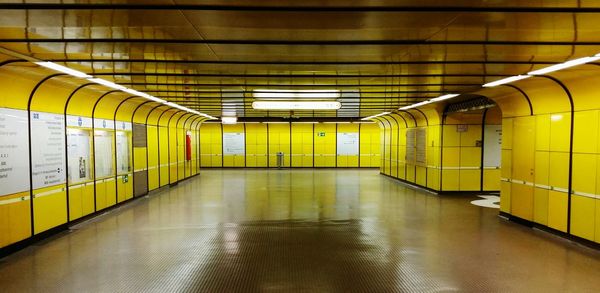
[116,130,131,174]
[483,125,502,168]
[30,111,66,189]
[0,108,30,196]
[336,132,359,155]
[223,132,245,155]
[94,130,114,178]
[67,128,92,184]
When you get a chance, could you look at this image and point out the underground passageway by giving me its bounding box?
[4,1,600,292]
[1,169,600,292]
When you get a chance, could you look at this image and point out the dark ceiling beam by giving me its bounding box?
[47,58,559,65]
[122,82,480,87]
[92,72,508,78]
[160,96,432,100]
[144,90,450,94]
[5,38,600,46]
[0,4,599,13]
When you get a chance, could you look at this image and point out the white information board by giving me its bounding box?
[116,131,131,174]
[483,125,502,168]
[94,130,114,178]
[67,115,93,128]
[30,111,66,189]
[223,132,245,155]
[67,128,92,184]
[336,132,359,155]
[0,108,30,196]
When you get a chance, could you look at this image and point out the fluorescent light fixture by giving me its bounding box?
[483,75,532,87]
[430,94,460,102]
[221,116,237,124]
[253,89,340,99]
[399,100,432,110]
[294,121,319,124]
[35,61,91,78]
[551,114,563,121]
[32,59,215,120]
[528,56,600,75]
[88,78,127,90]
[252,100,341,110]
[122,88,167,103]
[361,112,391,120]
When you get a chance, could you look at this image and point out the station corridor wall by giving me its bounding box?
[199,122,380,168]
[484,70,600,245]
[0,57,203,252]
[374,107,502,193]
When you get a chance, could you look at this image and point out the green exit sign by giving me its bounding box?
[318,132,326,137]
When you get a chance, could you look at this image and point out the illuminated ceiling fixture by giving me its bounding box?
[528,56,600,75]
[253,89,341,99]
[361,112,391,120]
[483,75,532,87]
[430,94,460,102]
[399,100,432,110]
[252,100,341,110]
[87,78,127,90]
[221,116,238,124]
[34,61,91,78]
[32,60,216,119]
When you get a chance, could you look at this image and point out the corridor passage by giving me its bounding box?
[1,169,600,292]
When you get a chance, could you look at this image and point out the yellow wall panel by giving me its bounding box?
[0,191,31,248]
[533,188,549,225]
[573,111,598,153]
[572,153,597,194]
[547,190,568,232]
[32,186,68,234]
[500,181,511,213]
[549,113,571,152]
[548,152,569,189]
[570,195,595,241]
[511,183,534,221]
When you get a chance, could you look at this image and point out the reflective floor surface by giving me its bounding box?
[1,169,600,292]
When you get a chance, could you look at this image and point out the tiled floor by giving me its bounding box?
[1,169,600,292]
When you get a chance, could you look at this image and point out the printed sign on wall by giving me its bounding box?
[30,111,66,189]
[483,125,502,168]
[223,132,245,155]
[94,130,114,178]
[336,132,359,155]
[116,131,131,174]
[67,128,92,184]
[0,108,30,196]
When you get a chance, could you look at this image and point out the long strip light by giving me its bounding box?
[398,54,600,111]
[528,56,600,75]
[361,112,391,120]
[253,89,340,99]
[252,100,341,110]
[221,116,238,124]
[34,61,216,119]
[399,100,432,110]
[482,75,531,87]
[430,94,460,102]
[35,61,91,78]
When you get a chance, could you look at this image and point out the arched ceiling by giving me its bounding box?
[0,1,598,118]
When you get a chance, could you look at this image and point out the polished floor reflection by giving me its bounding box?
[1,169,600,292]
